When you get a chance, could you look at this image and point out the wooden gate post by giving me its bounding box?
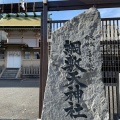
[39,0,48,118]
[117,73,120,118]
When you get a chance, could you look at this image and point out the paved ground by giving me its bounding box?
[0,78,39,120]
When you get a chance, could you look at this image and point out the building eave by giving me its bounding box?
[0,26,41,30]
[2,43,28,48]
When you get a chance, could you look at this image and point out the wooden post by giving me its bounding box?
[117,73,120,118]
[39,1,48,118]
[39,12,43,118]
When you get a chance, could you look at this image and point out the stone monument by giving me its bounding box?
[41,8,109,120]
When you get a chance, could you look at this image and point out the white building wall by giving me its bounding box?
[8,38,22,43]
[7,30,40,47]
[23,39,37,47]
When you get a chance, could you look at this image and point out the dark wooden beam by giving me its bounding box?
[39,2,48,119]
[39,12,43,119]
[48,0,120,11]
[1,0,120,13]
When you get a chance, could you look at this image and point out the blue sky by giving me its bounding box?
[0,0,120,20]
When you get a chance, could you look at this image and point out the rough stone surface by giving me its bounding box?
[41,8,109,120]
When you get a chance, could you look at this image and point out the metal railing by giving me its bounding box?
[101,18,120,120]
[22,66,39,78]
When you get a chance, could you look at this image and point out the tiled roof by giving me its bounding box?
[0,15,41,26]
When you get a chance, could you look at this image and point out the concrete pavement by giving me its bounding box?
[0,78,39,120]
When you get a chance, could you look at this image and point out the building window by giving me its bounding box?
[24,52,30,59]
[0,51,4,59]
[34,52,40,59]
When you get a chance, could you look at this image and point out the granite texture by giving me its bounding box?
[41,8,109,120]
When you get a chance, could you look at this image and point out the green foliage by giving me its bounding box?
[33,12,37,17]
[7,13,11,17]
[25,12,28,17]
[16,13,19,17]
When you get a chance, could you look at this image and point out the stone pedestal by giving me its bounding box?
[41,8,109,120]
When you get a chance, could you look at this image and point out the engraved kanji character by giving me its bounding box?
[64,85,83,102]
[64,102,75,118]
[64,102,87,118]
[62,55,87,72]
[64,71,87,87]
[73,104,87,118]
[64,40,81,55]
